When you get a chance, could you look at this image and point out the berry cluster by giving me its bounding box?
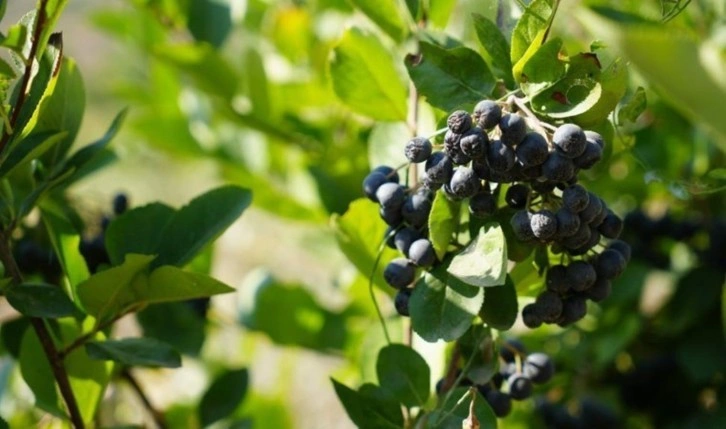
[361,98,631,326]
[79,193,128,273]
[14,238,62,284]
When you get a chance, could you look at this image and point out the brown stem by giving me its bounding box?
[0,0,51,155]
[122,369,168,429]
[0,232,85,428]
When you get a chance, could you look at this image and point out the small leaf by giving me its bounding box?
[85,338,181,368]
[410,263,484,342]
[41,203,91,292]
[520,38,566,93]
[6,283,77,318]
[0,131,67,178]
[349,0,408,42]
[144,265,235,304]
[406,42,495,112]
[448,223,507,288]
[426,387,497,429]
[187,0,232,48]
[575,57,628,127]
[510,0,555,65]
[330,27,408,120]
[199,368,249,427]
[479,276,518,331]
[530,53,603,119]
[472,13,514,86]
[0,24,28,54]
[376,344,430,407]
[136,302,206,356]
[19,328,64,417]
[105,203,176,266]
[428,191,461,260]
[332,380,403,429]
[618,86,647,124]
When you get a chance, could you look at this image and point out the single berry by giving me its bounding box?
[379,205,403,227]
[505,184,529,209]
[424,152,454,184]
[507,374,533,400]
[487,140,516,172]
[524,353,555,384]
[447,110,473,133]
[449,167,481,199]
[607,240,632,263]
[394,288,412,316]
[372,165,399,183]
[574,140,603,169]
[595,249,626,280]
[376,183,406,211]
[469,192,497,218]
[511,210,535,241]
[557,296,588,326]
[408,238,436,267]
[586,278,612,302]
[516,132,549,167]
[585,130,605,149]
[363,172,388,202]
[579,193,604,225]
[499,114,527,146]
[530,210,558,241]
[113,193,129,215]
[473,100,502,130]
[566,261,597,292]
[402,194,432,228]
[536,290,564,321]
[542,151,575,183]
[394,227,422,255]
[485,390,512,418]
[561,221,592,250]
[553,124,587,158]
[383,258,415,289]
[546,265,569,294]
[599,210,624,239]
[405,137,433,163]
[555,208,580,238]
[522,303,543,328]
[460,127,488,159]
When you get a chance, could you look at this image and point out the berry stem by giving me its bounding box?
[121,369,168,429]
[509,96,553,144]
[369,231,395,345]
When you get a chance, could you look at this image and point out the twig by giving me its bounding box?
[0,0,51,155]
[121,369,168,429]
[58,308,134,359]
[509,96,553,143]
[0,231,85,428]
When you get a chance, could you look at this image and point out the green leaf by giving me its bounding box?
[151,185,251,268]
[76,254,156,321]
[330,27,408,121]
[368,122,410,172]
[105,203,175,266]
[405,0,420,21]
[428,0,456,28]
[617,86,647,124]
[0,131,67,178]
[376,344,430,407]
[332,198,397,290]
[406,42,495,112]
[37,1,69,60]
[143,265,235,304]
[580,7,726,146]
[5,283,77,318]
[710,169,726,181]
[428,191,461,260]
[332,380,403,429]
[479,275,518,331]
[18,328,64,417]
[350,0,408,42]
[85,338,181,368]
[0,24,28,54]
[187,0,232,48]
[240,273,346,351]
[199,368,249,427]
[574,57,628,127]
[409,262,484,342]
[520,38,566,94]
[447,223,507,288]
[40,203,90,292]
[510,0,555,65]
[530,53,603,119]
[426,387,497,429]
[136,302,206,356]
[472,13,514,87]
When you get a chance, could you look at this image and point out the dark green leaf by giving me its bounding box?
[199,368,249,427]
[332,198,397,291]
[137,302,206,356]
[447,223,507,287]
[152,185,251,268]
[331,380,403,429]
[0,131,67,178]
[472,13,514,86]
[707,169,726,181]
[187,0,232,48]
[407,42,495,112]
[330,27,408,120]
[144,266,235,304]
[349,0,408,41]
[376,344,430,407]
[410,262,484,342]
[510,0,555,66]
[405,0,420,21]
[575,57,628,127]
[105,203,175,266]
[457,325,497,384]
[479,275,518,331]
[618,86,647,124]
[6,283,77,318]
[19,328,64,417]
[0,317,29,358]
[86,338,181,368]
[428,191,461,260]
[40,202,90,290]
[655,267,723,336]
[426,387,497,429]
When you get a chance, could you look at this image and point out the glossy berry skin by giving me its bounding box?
[542,151,575,183]
[402,194,431,228]
[505,184,529,209]
[394,227,422,255]
[553,123,587,158]
[473,100,502,130]
[585,130,605,149]
[511,210,535,241]
[363,172,388,202]
[485,390,512,417]
[599,210,624,239]
[580,193,604,224]
[383,258,415,289]
[499,114,527,146]
[405,137,433,163]
[376,183,406,211]
[372,165,400,184]
[507,374,533,400]
[394,288,412,316]
[408,238,436,267]
[522,303,543,328]
[379,205,403,227]
[608,240,632,262]
[524,353,555,384]
[595,249,627,280]
[574,140,603,169]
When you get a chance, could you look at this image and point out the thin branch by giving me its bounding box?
[0,0,51,155]
[0,231,85,428]
[121,369,168,429]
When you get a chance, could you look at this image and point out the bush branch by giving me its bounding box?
[122,369,168,429]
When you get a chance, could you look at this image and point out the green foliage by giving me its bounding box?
[5,282,77,318]
[199,368,249,427]
[85,337,181,368]
[447,223,507,288]
[428,190,460,260]
[376,344,430,407]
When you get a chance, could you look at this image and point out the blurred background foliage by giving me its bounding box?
[0,0,724,428]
